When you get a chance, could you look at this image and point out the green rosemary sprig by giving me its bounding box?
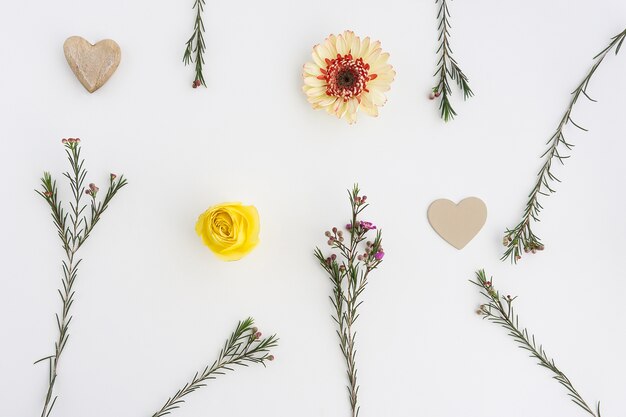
[471,270,601,417]
[150,318,278,417]
[35,138,127,417]
[315,184,384,417]
[503,28,626,263]
[183,0,207,88]
[432,0,473,122]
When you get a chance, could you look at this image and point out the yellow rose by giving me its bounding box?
[195,202,260,261]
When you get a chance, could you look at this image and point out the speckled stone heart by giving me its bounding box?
[427,197,487,249]
[63,36,121,93]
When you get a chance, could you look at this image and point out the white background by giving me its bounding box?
[1,1,625,416]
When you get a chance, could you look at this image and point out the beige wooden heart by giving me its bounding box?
[427,197,487,249]
[63,36,121,93]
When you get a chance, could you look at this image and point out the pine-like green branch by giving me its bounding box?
[315,184,384,417]
[35,138,127,417]
[183,0,207,88]
[471,270,601,417]
[432,0,473,122]
[503,28,626,263]
[150,318,278,417]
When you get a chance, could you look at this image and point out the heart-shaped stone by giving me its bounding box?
[427,197,487,249]
[63,36,121,93]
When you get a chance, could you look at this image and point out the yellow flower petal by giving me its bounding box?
[336,33,348,55]
[358,36,371,58]
[359,92,379,117]
[314,43,333,61]
[369,52,390,73]
[345,99,358,124]
[342,30,355,53]
[326,34,338,56]
[303,62,320,76]
[350,35,361,57]
[311,46,325,68]
[304,86,328,98]
[304,76,326,87]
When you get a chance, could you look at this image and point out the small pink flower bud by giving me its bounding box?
[267,355,275,361]
[110,173,117,180]
[332,227,337,233]
[61,138,68,144]
[429,92,436,100]
[374,251,385,260]
[434,91,441,98]
[254,331,262,339]
[43,191,53,198]
[359,221,376,231]
[345,223,352,230]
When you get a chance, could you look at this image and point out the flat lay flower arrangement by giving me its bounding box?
[4,0,626,416]
[35,140,277,417]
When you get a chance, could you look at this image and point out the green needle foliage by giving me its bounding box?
[471,270,601,417]
[503,28,626,263]
[315,184,385,417]
[183,0,207,88]
[150,318,278,417]
[35,138,127,417]
[432,0,473,122]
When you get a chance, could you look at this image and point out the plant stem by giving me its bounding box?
[183,0,207,87]
[36,141,126,417]
[503,28,626,263]
[472,270,600,417]
[150,318,278,417]
[315,185,383,417]
[433,0,473,121]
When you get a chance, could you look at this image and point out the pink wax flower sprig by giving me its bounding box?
[35,138,127,417]
[314,184,384,417]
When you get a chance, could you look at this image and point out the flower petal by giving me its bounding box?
[345,98,358,124]
[358,37,371,58]
[350,35,361,58]
[304,76,326,87]
[303,62,321,76]
[336,33,348,55]
[359,92,379,117]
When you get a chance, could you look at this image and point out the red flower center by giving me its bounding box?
[318,53,377,101]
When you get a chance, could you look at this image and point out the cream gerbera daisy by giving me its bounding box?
[302,30,395,124]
